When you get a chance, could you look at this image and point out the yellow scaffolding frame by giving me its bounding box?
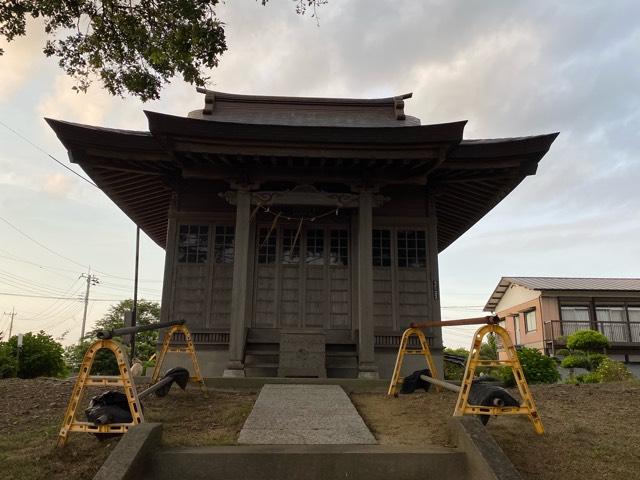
[150,324,205,391]
[387,327,441,396]
[454,324,544,434]
[57,340,143,447]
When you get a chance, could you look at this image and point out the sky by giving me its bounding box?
[0,0,638,349]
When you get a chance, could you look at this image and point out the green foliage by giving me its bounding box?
[500,347,560,386]
[566,330,610,353]
[574,372,600,384]
[0,332,66,378]
[0,1,325,100]
[561,354,591,370]
[443,347,469,358]
[594,358,633,383]
[0,342,18,378]
[443,347,469,380]
[64,299,160,375]
[561,352,607,372]
[480,333,498,360]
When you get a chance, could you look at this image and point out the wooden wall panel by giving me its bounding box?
[172,265,209,326]
[254,266,277,328]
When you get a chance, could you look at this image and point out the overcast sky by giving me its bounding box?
[0,0,638,348]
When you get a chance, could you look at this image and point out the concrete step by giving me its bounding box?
[146,445,469,480]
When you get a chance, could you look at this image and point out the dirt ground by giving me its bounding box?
[0,378,256,480]
[3,379,640,480]
[353,382,640,480]
[351,389,456,447]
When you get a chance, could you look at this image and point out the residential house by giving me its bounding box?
[485,277,640,362]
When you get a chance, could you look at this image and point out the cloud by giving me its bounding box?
[0,20,46,103]
[42,173,74,198]
[37,75,116,126]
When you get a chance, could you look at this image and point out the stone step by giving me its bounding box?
[146,445,469,480]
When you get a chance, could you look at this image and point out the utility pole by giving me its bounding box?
[80,268,100,342]
[4,307,16,339]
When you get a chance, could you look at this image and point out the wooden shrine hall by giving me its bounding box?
[47,89,557,378]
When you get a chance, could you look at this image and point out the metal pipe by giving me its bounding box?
[95,319,185,340]
[419,374,461,393]
[137,375,174,400]
[410,315,500,330]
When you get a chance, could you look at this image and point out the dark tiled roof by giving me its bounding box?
[484,277,640,311]
[188,89,421,127]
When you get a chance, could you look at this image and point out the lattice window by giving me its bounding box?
[177,225,209,264]
[257,227,277,264]
[329,229,349,266]
[282,228,301,264]
[214,226,235,264]
[305,229,325,265]
[397,230,426,268]
[372,229,391,267]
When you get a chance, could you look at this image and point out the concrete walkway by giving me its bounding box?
[238,384,376,445]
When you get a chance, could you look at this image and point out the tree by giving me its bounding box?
[0,0,326,101]
[560,329,610,372]
[65,299,160,375]
[0,331,66,378]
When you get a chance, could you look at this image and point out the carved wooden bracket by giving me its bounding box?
[220,184,389,207]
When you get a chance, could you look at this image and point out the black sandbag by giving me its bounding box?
[400,369,432,394]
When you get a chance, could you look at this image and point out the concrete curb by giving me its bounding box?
[93,423,163,480]
[449,417,522,480]
[202,376,390,393]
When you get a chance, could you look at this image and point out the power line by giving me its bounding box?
[0,215,89,269]
[0,119,97,187]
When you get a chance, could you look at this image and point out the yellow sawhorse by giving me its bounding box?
[57,340,143,447]
[388,327,441,396]
[150,324,206,391]
[454,324,544,434]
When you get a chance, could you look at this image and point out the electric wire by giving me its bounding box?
[0,119,97,187]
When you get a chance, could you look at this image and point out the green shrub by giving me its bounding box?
[561,354,590,370]
[555,348,571,357]
[2,332,66,378]
[0,343,18,378]
[500,347,560,386]
[575,372,600,384]
[594,358,633,382]
[64,341,120,375]
[561,352,607,372]
[567,330,609,352]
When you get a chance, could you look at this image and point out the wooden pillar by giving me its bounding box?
[224,189,251,377]
[159,195,178,324]
[427,192,443,349]
[357,191,379,378]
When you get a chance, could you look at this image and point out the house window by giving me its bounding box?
[257,227,277,264]
[372,229,391,266]
[214,226,234,264]
[596,306,628,343]
[282,229,301,264]
[524,310,537,332]
[329,229,349,266]
[595,306,626,323]
[513,314,521,345]
[305,229,325,265]
[561,306,591,322]
[397,230,426,268]
[177,225,209,264]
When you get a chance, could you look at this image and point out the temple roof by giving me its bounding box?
[45,91,558,252]
[188,89,421,127]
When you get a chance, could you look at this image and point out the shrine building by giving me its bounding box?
[47,89,557,378]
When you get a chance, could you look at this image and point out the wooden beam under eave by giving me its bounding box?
[181,165,429,185]
[171,139,441,160]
